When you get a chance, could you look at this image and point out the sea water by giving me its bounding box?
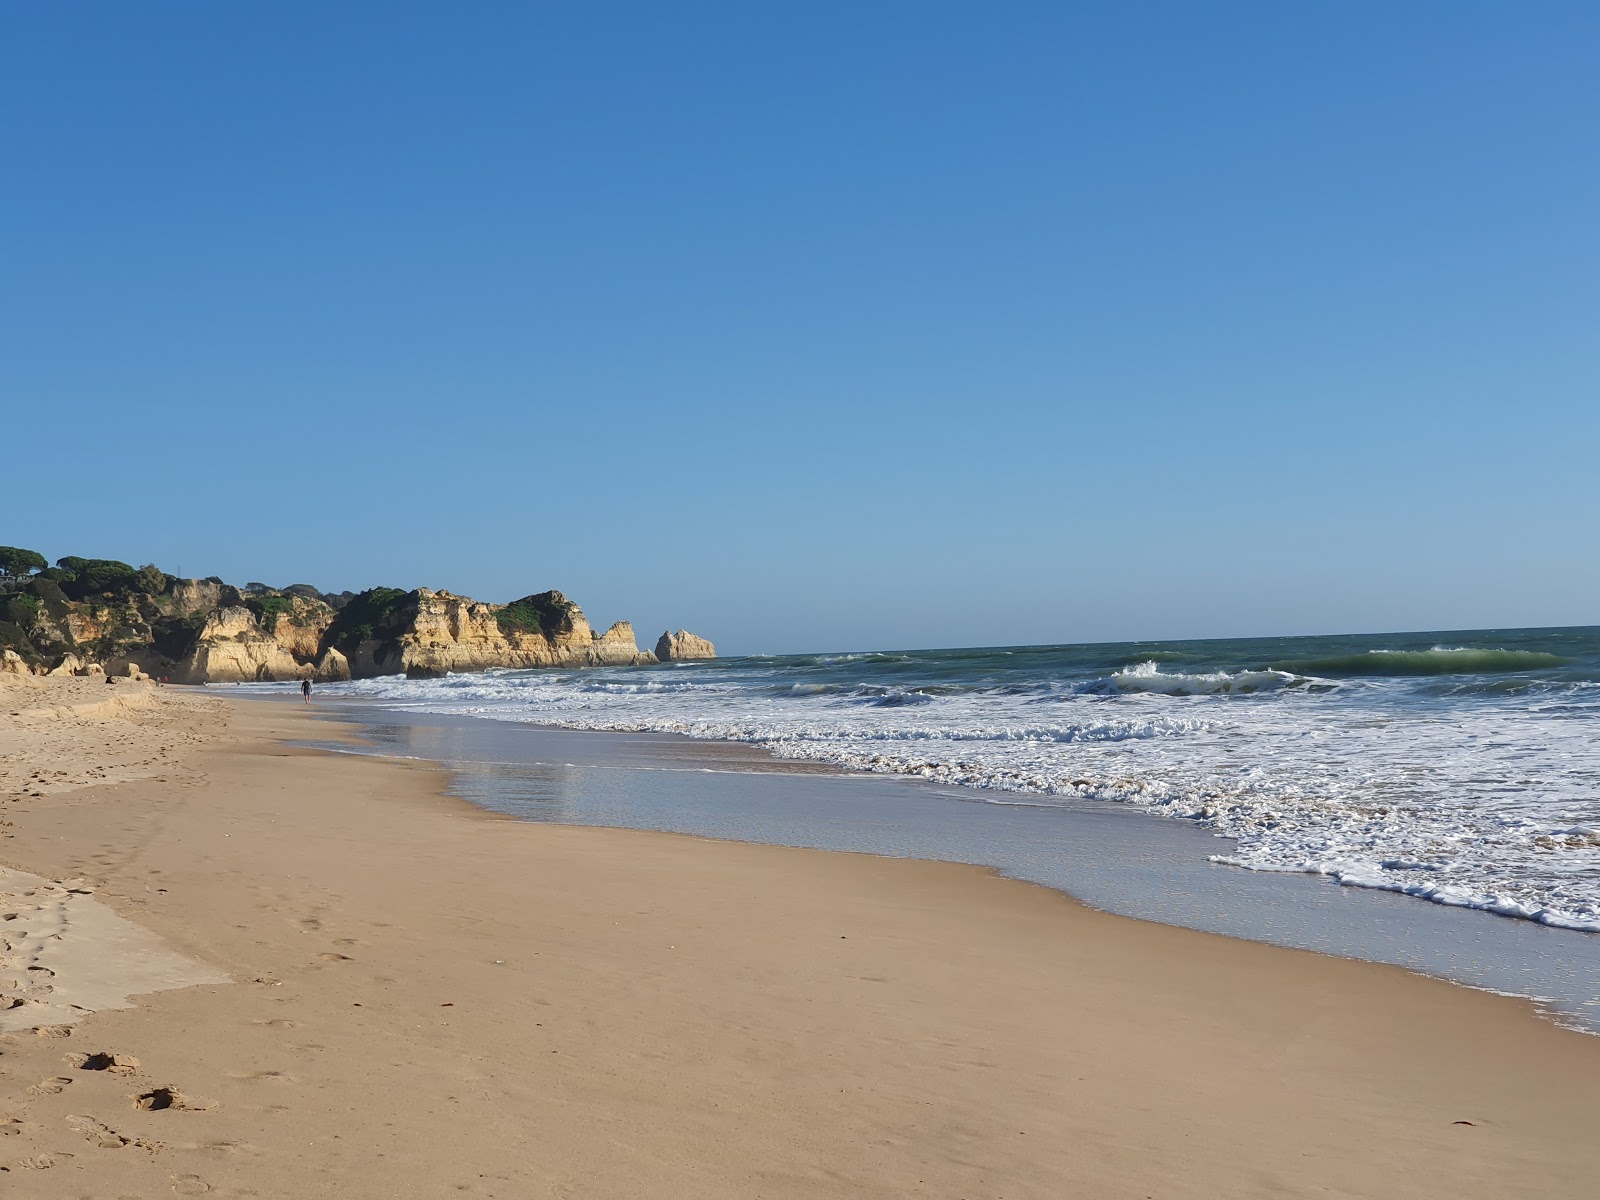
[318,626,1600,934]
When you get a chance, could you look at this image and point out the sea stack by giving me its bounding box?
[656,630,716,661]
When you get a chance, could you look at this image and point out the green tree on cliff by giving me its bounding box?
[0,546,47,582]
[54,556,138,598]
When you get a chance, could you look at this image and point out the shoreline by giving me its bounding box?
[3,676,1599,1196]
[306,629,1600,944]
[296,693,1600,1035]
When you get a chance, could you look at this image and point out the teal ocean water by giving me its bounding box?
[328,626,1600,932]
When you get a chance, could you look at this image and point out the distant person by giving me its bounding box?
[301,678,312,703]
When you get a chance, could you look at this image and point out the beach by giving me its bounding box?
[3,675,1599,1198]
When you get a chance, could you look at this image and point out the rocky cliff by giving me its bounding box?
[173,598,337,684]
[0,552,700,683]
[344,589,655,680]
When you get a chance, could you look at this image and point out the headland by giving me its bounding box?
[0,547,716,683]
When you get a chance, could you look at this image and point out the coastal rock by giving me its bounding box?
[656,630,716,661]
[174,606,310,683]
[314,647,351,682]
[178,639,306,684]
[202,606,258,641]
[260,595,335,660]
[166,578,225,616]
[1,561,700,686]
[64,608,113,646]
[105,652,155,680]
[384,590,648,678]
[1,648,29,674]
[592,621,648,667]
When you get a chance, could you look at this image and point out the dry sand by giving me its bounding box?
[1,674,1597,1198]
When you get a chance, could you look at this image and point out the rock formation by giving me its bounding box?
[0,555,709,685]
[656,630,717,661]
[383,590,652,679]
[314,647,351,683]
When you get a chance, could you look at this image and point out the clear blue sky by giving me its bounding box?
[5,2,1596,654]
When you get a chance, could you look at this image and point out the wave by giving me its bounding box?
[1271,647,1570,677]
[1087,661,1315,696]
[1206,855,1600,933]
[851,688,936,707]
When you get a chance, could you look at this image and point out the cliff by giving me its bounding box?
[341,589,655,680]
[0,552,697,683]
[173,598,337,684]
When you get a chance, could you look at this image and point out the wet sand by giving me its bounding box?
[2,675,1598,1197]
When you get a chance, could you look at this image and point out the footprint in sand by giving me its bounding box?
[67,1113,160,1152]
[69,1051,141,1075]
[193,1137,255,1158]
[229,1070,293,1085]
[315,952,353,963]
[12,1150,75,1169]
[172,1172,212,1194]
[135,1087,216,1112]
[28,1075,72,1095]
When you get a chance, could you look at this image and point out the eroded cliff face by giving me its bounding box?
[388,590,652,679]
[4,573,699,684]
[169,597,336,683]
[159,587,657,682]
[167,579,238,616]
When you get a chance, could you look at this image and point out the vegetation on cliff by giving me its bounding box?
[244,595,294,633]
[0,546,366,672]
[495,592,577,638]
[0,544,691,680]
[324,587,416,653]
[0,546,47,580]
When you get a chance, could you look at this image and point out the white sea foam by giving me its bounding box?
[305,651,1600,933]
[1102,661,1310,695]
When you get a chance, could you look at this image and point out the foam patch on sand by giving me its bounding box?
[0,867,229,1031]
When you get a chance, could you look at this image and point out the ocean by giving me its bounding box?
[319,625,1600,934]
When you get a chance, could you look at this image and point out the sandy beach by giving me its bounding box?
[2,675,1598,1198]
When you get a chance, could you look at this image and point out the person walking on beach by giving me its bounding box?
[301,678,312,703]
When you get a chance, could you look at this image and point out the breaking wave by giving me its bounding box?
[1092,661,1318,696]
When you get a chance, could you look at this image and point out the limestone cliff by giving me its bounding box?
[372,590,653,679]
[170,600,336,684]
[0,555,707,684]
[656,630,717,661]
